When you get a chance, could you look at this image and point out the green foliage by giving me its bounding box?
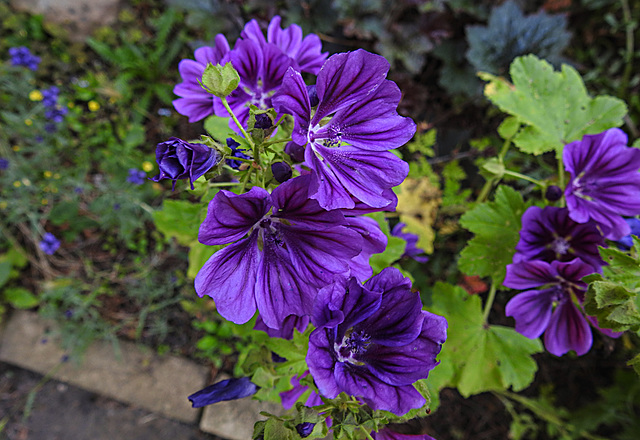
[458,185,528,284]
[480,55,627,156]
[365,212,407,275]
[429,282,543,398]
[153,199,206,246]
[466,1,571,75]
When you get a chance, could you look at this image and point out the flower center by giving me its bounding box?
[256,217,285,250]
[571,175,597,201]
[551,236,571,255]
[334,329,370,365]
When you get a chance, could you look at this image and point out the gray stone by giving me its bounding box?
[199,375,284,440]
[0,310,209,424]
[10,0,120,42]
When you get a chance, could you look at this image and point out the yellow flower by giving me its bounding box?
[142,161,154,172]
[21,178,31,186]
[41,198,48,205]
[13,181,21,188]
[0,201,7,210]
[67,102,75,109]
[29,90,43,101]
[88,100,100,111]
[44,171,52,178]
[24,119,33,126]
[53,173,61,179]
[12,145,20,152]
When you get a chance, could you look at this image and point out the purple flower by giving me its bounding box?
[307,268,447,415]
[296,422,315,438]
[42,86,60,108]
[241,15,327,75]
[343,215,387,282]
[254,314,309,340]
[280,371,323,410]
[514,206,605,270]
[150,137,221,190]
[391,222,429,263]
[372,428,437,440]
[9,46,40,71]
[39,232,60,255]
[564,128,640,240]
[188,377,257,408]
[504,259,595,356]
[615,217,640,250]
[273,50,415,210]
[44,106,67,123]
[173,37,231,122]
[225,138,251,169]
[0,158,9,170]
[127,168,147,185]
[194,174,364,329]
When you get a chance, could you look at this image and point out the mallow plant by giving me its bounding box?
[148,14,640,440]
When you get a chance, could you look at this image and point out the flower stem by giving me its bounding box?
[482,282,497,325]
[503,170,544,187]
[558,156,566,208]
[220,97,254,149]
[476,138,512,203]
[359,425,375,440]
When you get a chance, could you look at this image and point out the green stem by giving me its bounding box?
[220,97,254,149]
[503,170,544,187]
[482,283,497,324]
[262,137,293,148]
[476,138,512,203]
[208,181,244,187]
[359,426,375,440]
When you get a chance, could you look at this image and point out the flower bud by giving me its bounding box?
[285,141,305,163]
[545,185,563,202]
[151,137,221,190]
[271,162,293,183]
[296,422,315,438]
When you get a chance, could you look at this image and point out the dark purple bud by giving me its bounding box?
[284,141,305,163]
[64,309,74,319]
[188,377,258,408]
[254,113,273,130]
[296,422,315,438]
[545,185,563,202]
[151,137,221,190]
[306,85,319,107]
[271,162,292,183]
[271,352,287,363]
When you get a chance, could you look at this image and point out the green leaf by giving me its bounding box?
[3,287,39,309]
[628,353,640,375]
[187,241,221,279]
[583,280,640,333]
[152,200,204,246]
[263,418,296,440]
[497,116,520,140]
[481,55,627,156]
[201,62,240,97]
[429,282,542,397]
[458,185,528,284]
[365,212,407,274]
[0,262,11,288]
[204,115,234,141]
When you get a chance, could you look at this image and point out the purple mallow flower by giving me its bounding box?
[254,313,309,340]
[173,36,231,122]
[188,377,257,408]
[616,217,640,250]
[39,232,60,255]
[504,259,595,356]
[391,222,429,263]
[9,46,40,71]
[280,371,323,410]
[514,206,604,270]
[195,174,364,329]
[372,429,437,440]
[273,49,415,210]
[151,137,221,190]
[564,128,640,240]
[307,268,447,415]
[127,168,147,185]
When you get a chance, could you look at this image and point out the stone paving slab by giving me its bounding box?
[0,310,209,424]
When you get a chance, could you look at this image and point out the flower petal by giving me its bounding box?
[505,289,555,339]
[188,377,257,408]
[544,299,592,356]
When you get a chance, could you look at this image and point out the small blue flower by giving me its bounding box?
[9,46,41,71]
[127,168,147,185]
[39,232,60,255]
[616,218,640,250]
[42,86,60,108]
[0,158,9,170]
[188,377,258,408]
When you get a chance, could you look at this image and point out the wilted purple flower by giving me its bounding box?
[504,259,595,356]
[0,158,9,170]
[372,428,437,440]
[188,377,257,408]
[127,168,147,185]
[241,15,327,75]
[150,137,221,190]
[41,86,60,108]
[273,50,415,210]
[616,217,640,250]
[280,371,323,410]
[195,174,363,329]
[39,232,60,255]
[514,206,605,270]
[307,268,447,415]
[225,138,251,169]
[173,37,231,122]
[564,128,640,240]
[9,46,40,71]
[391,222,429,263]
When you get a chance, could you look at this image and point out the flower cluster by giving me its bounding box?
[9,46,40,71]
[39,232,60,255]
[505,128,637,356]
[154,15,445,439]
[41,85,67,132]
